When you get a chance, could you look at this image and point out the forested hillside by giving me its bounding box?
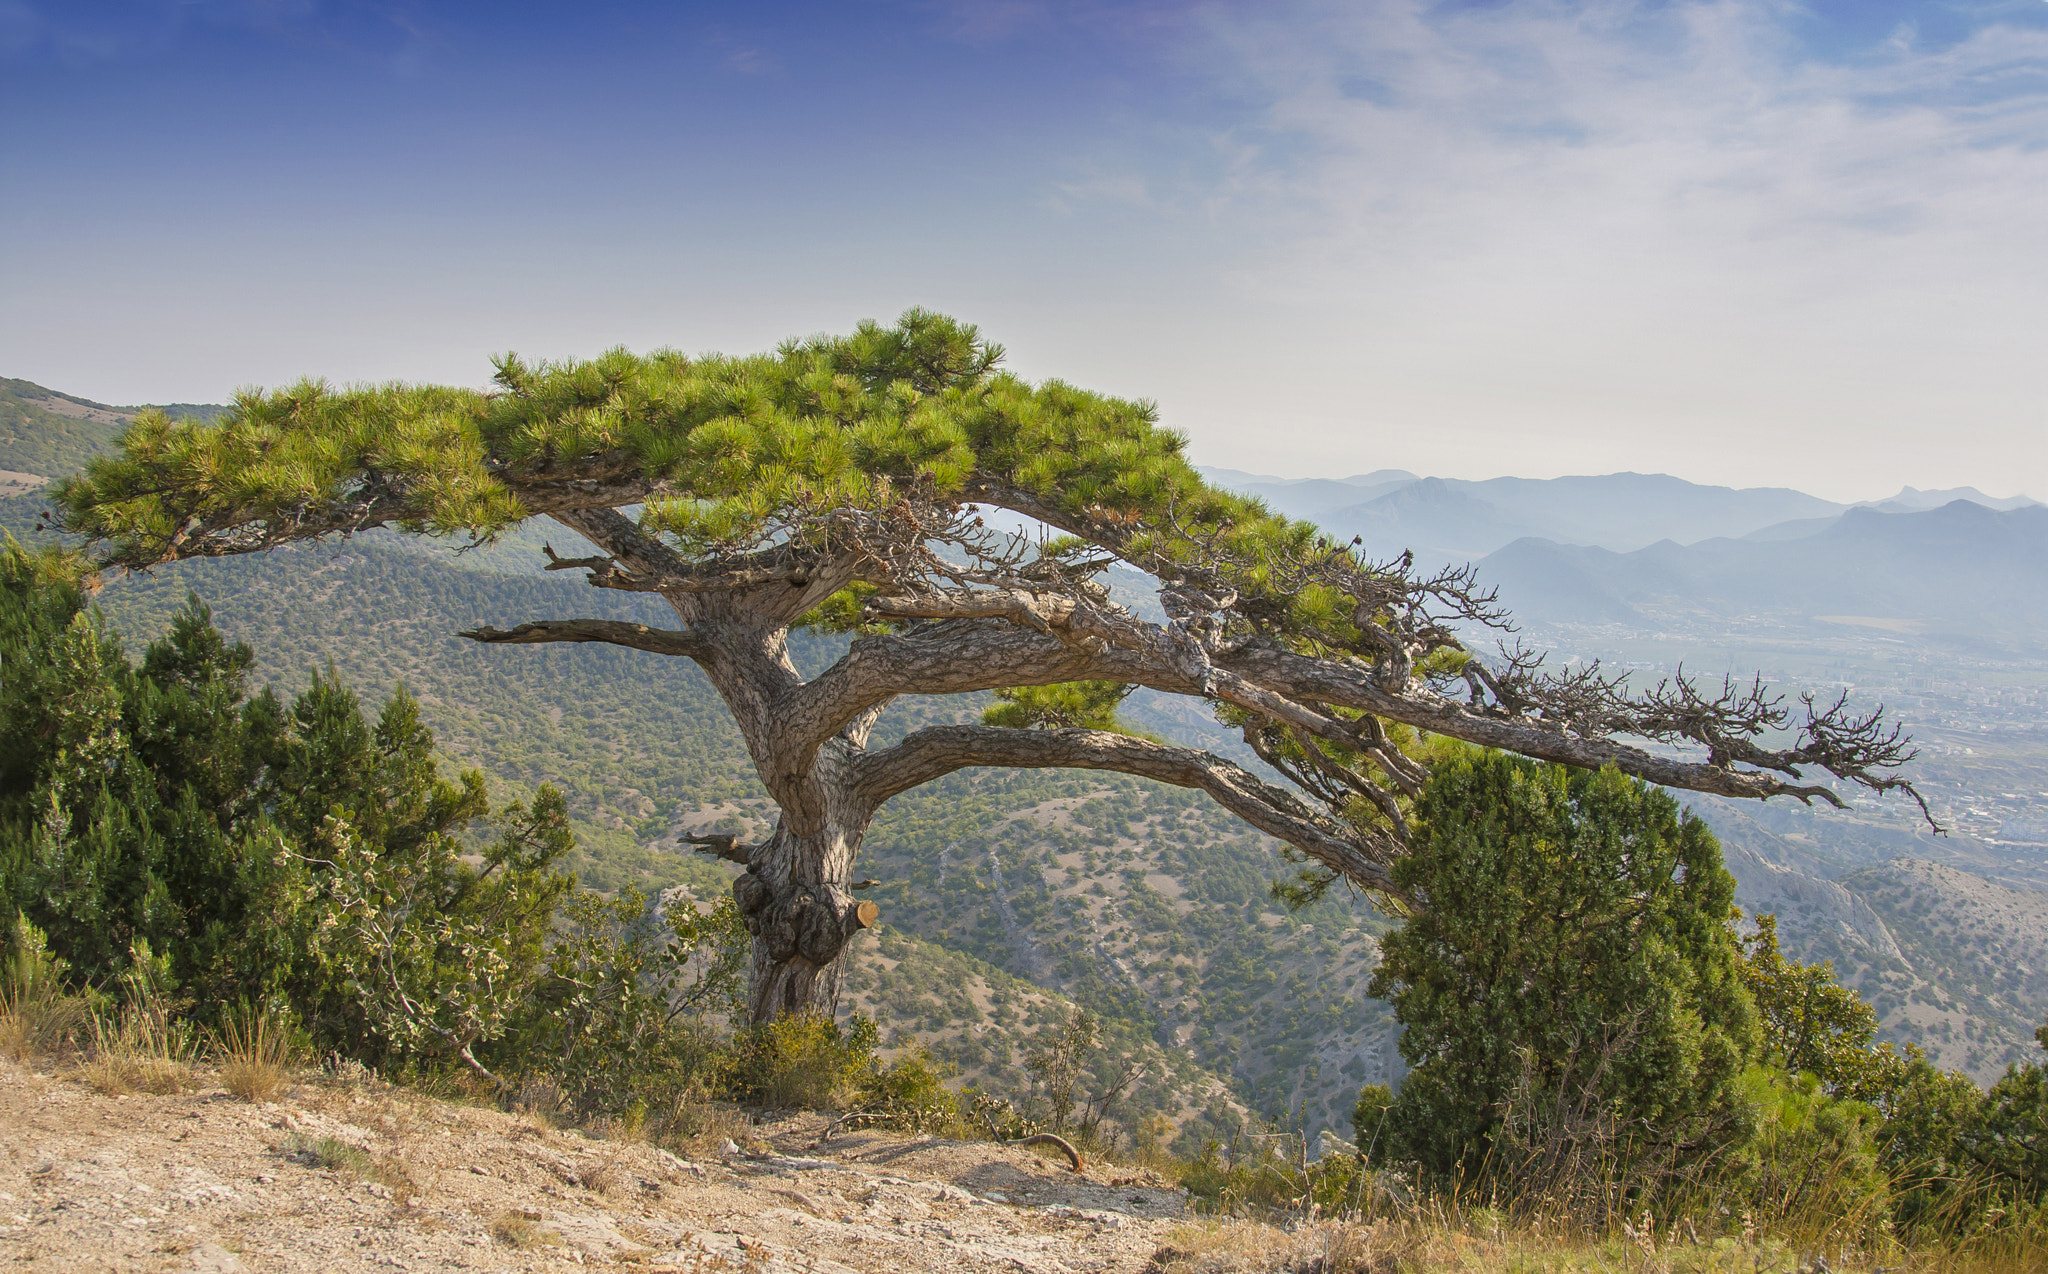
[851,777,1400,1142]
[0,378,223,481]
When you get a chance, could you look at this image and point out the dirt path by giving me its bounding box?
[0,1060,1185,1273]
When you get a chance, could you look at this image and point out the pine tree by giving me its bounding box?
[1365,748,1758,1181]
[57,312,1923,1022]
[0,541,261,985]
[0,542,574,1076]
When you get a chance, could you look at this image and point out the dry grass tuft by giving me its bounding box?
[582,1158,628,1197]
[319,1053,374,1088]
[491,1210,564,1250]
[510,1076,569,1120]
[652,1099,751,1161]
[0,922,86,1063]
[0,985,87,1063]
[79,1008,193,1096]
[214,1004,296,1102]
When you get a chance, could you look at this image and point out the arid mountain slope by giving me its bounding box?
[1722,838,2048,1084]
[1839,859,2048,1082]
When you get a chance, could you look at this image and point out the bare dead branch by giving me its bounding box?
[683,833,753,866]
[457,618,710,659]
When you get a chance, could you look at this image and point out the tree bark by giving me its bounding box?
[731,820,872,1023]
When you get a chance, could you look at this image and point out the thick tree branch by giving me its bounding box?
[683,833,754,866]
[548,507,785,592]
[856,725,1400,895]
[550,508,870,629]
[457,618,710,659]
[782,620,1190,771]
[794,602,1914,831]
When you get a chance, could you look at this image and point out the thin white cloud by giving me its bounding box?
[1120,0,2048,500]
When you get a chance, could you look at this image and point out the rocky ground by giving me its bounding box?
[0,1059,1188,1273]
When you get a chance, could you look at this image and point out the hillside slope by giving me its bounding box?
[852,782,1400,1145]
[1840,859,2048,1081]
[0,378,225,481]
[0,379,130,481]
[1711,802,2048,1083]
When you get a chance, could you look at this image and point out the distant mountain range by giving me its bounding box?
[1200,465,2046,645]
[1477,501,2048,636]
[1202,465,2038,562]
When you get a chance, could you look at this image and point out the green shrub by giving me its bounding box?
[740,1011,880,1110]
[1366,750,1757,1189]
[500,886,747,1116]
[1174,1133,1347,1216]
[1877,1045,1999,1234]
[1350,1084,1394,1164]
[853,1047,962,1136]
[1972,1024,2048,1205]
[1736,1066,1890,1241]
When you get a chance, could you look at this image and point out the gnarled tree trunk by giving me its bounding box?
[728,778,877,1023]
[652,582,890,1024]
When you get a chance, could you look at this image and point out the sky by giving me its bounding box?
[3,0,2045,503]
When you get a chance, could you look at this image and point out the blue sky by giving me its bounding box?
[4,1,2045,501]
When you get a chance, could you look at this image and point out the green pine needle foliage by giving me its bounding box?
[55,310,1376,648]
[983,680,1138,732]
[1365,747,1758,1182]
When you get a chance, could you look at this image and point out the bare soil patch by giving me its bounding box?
[0,1060,1185,1272]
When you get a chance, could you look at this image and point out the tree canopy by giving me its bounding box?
[55,310,1927,1020]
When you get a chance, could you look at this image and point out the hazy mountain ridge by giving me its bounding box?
[1478,500,2048,642]
[1870,485,2040,514]
[1202,464,2038,568]
[1204,465,1854,559]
